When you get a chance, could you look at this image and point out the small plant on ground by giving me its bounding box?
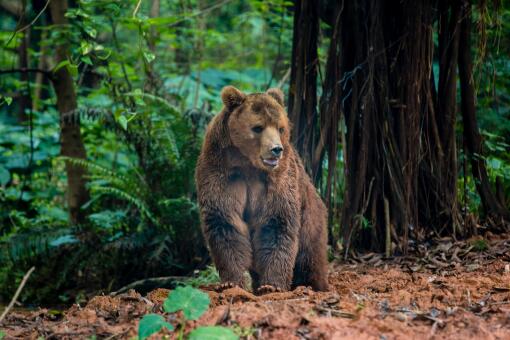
[138,285,238,340]
[185,265,220,287]
[470,238,489,252]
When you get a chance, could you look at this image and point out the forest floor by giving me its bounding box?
[2,232,510,339]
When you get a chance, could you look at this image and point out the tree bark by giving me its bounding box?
[418,0,462,236]
[317,3,343,243]
[49,0,90,224]
[458,1,510,221]
[288,0,319,179]
[328,0,461,253]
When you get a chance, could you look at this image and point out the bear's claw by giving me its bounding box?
[256,285,282,295]
[214,282,239,292]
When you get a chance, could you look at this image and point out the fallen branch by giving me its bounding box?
[0,266,35,324]
[110,276,189,296]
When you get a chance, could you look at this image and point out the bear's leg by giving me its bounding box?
[292,235,329,291]
[252,217,298,293]
[292,199,329,291]
[203,210,252,288]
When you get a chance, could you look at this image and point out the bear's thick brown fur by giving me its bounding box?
[195,86,329,293]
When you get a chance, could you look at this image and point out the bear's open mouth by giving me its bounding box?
[262,157,279,167]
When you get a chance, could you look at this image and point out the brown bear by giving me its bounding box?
[195,86,329,294]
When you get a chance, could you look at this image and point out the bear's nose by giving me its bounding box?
[271,145,284,157]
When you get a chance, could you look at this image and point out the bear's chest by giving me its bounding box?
[228,169,268,226]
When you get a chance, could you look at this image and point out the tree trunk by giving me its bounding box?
[458,0,510,222]
[324,0,463,253]
[148,0,160,52]
[18,29,31,122]
[288,0,319,180]
[49,0,90,225]
[418,0,462,236]
[317,3,343,244]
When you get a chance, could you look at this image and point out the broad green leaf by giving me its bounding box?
[81,55,93,66]
[189,326,239,340]
[118,116,128,130]
[0,166,8,185]
[4,96,12,105]
[53,60,70,73]
[95,48,112,60]
[138,314,174,340]
[163,286,210,320]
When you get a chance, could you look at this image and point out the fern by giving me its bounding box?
[59,156,159,226]
[124,92,180,116]
[93,186,158,225]
[0,227,74,263]
[59,156,131,187]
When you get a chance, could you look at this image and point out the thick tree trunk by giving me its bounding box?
[328,0,462,253]
[458,1,510,222]
[288,0,319,180]
[49,0,90,224]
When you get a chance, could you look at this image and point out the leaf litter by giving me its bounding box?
[1,232,509,339]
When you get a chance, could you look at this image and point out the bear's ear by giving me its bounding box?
[266,88,285,107]
[221,86,246,111]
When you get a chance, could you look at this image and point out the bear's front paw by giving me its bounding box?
[213,281,240,292]
[256,284,283,295]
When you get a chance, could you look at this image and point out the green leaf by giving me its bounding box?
[67,64,78,77]
[143,51,156,63]
[0,330,5,340]
[81,55,93,65]
[118,115,128,130]
[163,286,210,320]
[189,326,239,340]
[138,314,174,340]
[0,166,11,186]
[83,25,97,38]
[4,96,12,105]
[80,41,93,55]
[53,60,70,73]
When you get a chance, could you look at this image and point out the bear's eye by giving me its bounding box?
[252,126,263,133]
[279,127,285,134]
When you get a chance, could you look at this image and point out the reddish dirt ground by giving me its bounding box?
[2,233,509,339]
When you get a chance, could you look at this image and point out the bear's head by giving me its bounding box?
[221,86,290,171]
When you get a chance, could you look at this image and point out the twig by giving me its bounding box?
[169,0,233,27]
[110,275,189,296]
[105,328,131,340]
[276,68,291,89]
[314,306,356,319]
[132,0,143,17]
[4,0,51,47]
[0,266,35,324]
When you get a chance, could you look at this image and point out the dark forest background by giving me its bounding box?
[0,0,509,305]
